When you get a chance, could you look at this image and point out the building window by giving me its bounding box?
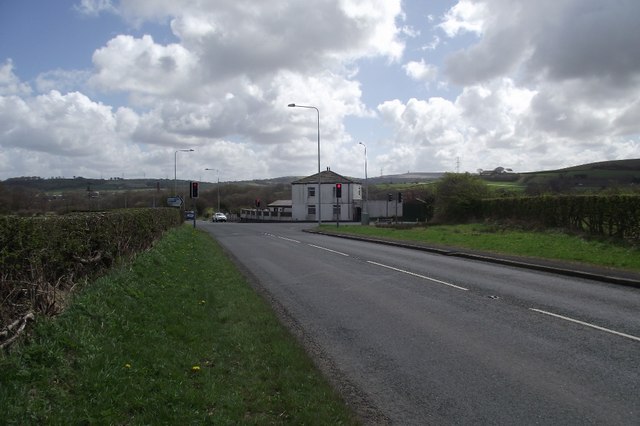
[308,187,315,197]
[307,205,316,215]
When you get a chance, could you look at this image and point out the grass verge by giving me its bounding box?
[322,223,640,272]
[0,225,357,425]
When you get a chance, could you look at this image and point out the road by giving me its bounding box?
[201,221,640,425]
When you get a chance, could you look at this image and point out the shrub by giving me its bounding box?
[0,208,181,331]
[433,173,491,223]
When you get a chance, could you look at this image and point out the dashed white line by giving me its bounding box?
[278,236,301,243]
[367,261,468,291]
[530,308,640,343]
[308,244,350,257]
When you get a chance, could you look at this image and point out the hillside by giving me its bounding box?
[519,158,640,191]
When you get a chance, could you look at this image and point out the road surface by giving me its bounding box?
[201,221,640,425]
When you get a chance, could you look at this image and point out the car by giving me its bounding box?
[212,212,227,222]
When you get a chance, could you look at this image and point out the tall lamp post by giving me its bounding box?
[174,149,194,195]
[288,103,321,226]
[358,142,369,223]
[205,168,221,212]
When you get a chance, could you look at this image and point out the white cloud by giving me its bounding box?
[438,0,487,37]
[377,78,637,173]
[90,35,199,101]
[0,60,32,96]
[403,59,438,84]
[74,0,117,17]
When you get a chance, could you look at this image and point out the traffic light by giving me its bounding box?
[398,192,403,203]
[387,193,393,202]
[190,181,199,198]
[336,183,342,198]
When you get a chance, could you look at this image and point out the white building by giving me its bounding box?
[291,169,362,222]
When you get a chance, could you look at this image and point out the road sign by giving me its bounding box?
[167,196,183,207]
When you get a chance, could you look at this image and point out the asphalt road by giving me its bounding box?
[201,221,640,425]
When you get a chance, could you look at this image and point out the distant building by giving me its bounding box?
[291,169,363,222]
[239,169,364,222]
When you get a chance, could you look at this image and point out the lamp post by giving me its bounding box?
[288,103,321,226]
[174,149,194,195]
[358,142,369,223]
[204,168,221,212]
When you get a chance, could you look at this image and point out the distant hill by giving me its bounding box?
[2,159,638,194]
[367,172,444,185]
[520,158,640,190]
[525,158,640,174]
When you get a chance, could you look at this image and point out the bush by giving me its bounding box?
[0,208,181,330]
[481,195,640,242]
[433,173,491,223]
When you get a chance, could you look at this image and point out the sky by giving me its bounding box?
[1,0,639,183]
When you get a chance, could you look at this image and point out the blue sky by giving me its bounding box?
[1,0,639,182]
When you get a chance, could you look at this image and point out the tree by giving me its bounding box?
[433,173,491,223]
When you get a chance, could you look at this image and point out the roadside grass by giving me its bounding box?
[0,225,357,425]
[322,223,640,272]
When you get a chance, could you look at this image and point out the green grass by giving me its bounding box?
[0,225,356,425]
[322,223,640,272]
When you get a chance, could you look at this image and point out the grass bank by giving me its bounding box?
[0,226,356,424]
[322,223,640,272]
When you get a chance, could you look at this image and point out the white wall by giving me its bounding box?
[292,182,362,222]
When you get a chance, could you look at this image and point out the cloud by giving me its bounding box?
[0,60,32,96]
[438,0,487,37]
[403,59,438,84]
[377,77,637,173]
[74,0,117,17]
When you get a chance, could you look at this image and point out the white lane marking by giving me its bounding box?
[278,236,301,243]
[530,308,640,343]
[308,244,350,257]
[367,261,468,291]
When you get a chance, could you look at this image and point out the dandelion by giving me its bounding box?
[124,363,131,369]
[191,365,201,372]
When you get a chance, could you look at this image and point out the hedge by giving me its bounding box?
[0,208,181,331]
[481,195,640,241]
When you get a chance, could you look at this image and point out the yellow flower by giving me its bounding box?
[191,365,201,372]
[124,363,131,369]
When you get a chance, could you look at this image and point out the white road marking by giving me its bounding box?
[530,308,640,343]
[278,236,301,243]
[367,261,469,291]
[308,244,350,257]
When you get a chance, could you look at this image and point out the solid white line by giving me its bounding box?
[367,261,468,291]
[308,244,350,257]
[530,308,640,343]
[278,236,301,243]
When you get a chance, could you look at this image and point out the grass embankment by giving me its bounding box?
[323,223,640,272]
[0,226,356,424]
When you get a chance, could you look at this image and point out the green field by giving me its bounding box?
[321,223,640,272]
[0,226,356,425]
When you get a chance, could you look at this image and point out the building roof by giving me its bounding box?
[291,169,358,185]
[268,200,292,207]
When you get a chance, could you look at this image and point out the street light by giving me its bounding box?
[288,103,321,226]
[205,168,221,212]
[174,149,194,195]
[359,142,368,222]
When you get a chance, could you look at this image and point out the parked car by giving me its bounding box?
[212,212,227,222]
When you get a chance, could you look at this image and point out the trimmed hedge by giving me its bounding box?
[1,208,181,329]
[481,195,640,241]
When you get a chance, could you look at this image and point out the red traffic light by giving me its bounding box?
[190,181,199,198]
[336,183,342,198]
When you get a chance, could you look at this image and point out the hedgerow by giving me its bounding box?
[0,208,181,335]
[481,195,640,242]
